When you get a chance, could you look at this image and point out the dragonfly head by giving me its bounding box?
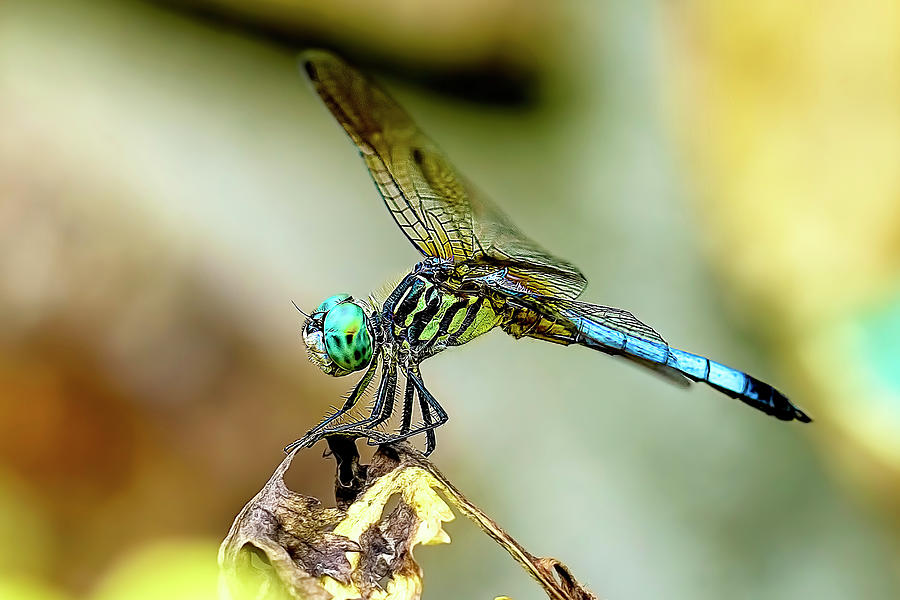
[301,294,374,377]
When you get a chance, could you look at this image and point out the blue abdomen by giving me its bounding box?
[572,316,810,423]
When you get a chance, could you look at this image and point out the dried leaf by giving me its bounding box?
[217,450,358,600]
[321,457,454,600]
[219,437,597,600]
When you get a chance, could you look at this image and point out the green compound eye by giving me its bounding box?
[323,301,373,372]
[315,293,351,315]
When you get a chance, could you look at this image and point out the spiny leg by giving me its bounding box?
[374,365,448,455]
[323,357,398,438]
[284,350,381,453]
[365,370,417,447]
[399,375,416,434]
[418,381,436,455]
[367,364,400,429]
[415,370,449,455]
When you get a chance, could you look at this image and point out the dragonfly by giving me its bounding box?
[286,50,810,455]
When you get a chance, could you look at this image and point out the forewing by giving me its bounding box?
[464,185,587,298]
[302,50,587,299]
[302,50,474,260]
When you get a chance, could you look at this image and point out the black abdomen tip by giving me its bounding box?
[762,380,812,423]
[741,376,812,423]
[792,406,813,423]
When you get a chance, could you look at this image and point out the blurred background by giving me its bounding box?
[2,0,899,598]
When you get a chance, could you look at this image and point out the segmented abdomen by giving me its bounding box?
[568,313,810,422]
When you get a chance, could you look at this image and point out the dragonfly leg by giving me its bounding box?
[284,350,381,453]
[418,381,437,455]
[364,374,417,447]
[372,365,448,455]
[367,366,401,429]
[399,375,416,434]
[318,358,398,439]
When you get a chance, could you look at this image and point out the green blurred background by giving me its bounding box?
[2,0,899,598]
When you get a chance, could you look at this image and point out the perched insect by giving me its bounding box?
[286,50,810,455]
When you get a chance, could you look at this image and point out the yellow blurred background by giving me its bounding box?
[1,0,899,598]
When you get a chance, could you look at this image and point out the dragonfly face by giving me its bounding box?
[302,294,374,377]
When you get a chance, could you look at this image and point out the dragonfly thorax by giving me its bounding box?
[302,294,374,376]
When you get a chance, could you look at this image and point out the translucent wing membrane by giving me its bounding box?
[302,50,473,260]
[464,185,587,298]
[302,50,587,300]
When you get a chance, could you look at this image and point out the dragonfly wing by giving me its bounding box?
[302,50,474,261]
[302,50,587,299]
[462,183,587,298]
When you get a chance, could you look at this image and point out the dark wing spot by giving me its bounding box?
[302,60,318,81]
[346,333,354,344]
[354,350,361,360]
[412,147,425,166]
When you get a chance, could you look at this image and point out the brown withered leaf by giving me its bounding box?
[220,436,598,600]
[218,447,360,600]
[354,501,418,596]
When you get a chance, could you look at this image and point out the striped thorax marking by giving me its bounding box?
[390,276,499,349]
